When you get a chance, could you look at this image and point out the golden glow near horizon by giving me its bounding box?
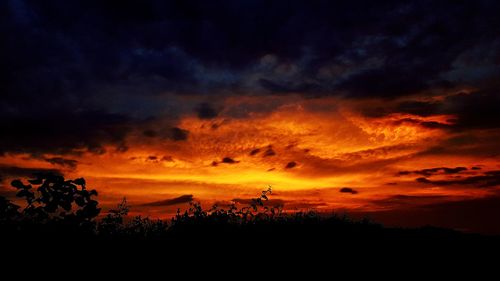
[1,95,498,218]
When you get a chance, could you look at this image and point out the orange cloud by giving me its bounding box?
[1,96,498,220]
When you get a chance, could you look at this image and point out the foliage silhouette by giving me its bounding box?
[1,173,101,237]
[1,173,496,252]
[99,197,168,239]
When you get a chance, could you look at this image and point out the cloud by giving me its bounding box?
[258,78,321,94]
[399,167,468,177]
[445,90,500,130]
[263,146,276,157]
[0,165,62,180]
[389,118,452,130]
[169,127,189,141]
[140,195,194,207]
[140,126,190,141]
[396,101,441,117]
[44,157,78,169]
[371,194,450,209]
[221,157,239,164]
[339,188,358,194]
[286,201,328,209]
[415,171,500,188]
[1,0,500,159]
[360,193,500,234]
[392,90,500,131]
[249,148,261,156]
[143,129,158,138]
[415,130,500,158]
[161,156,174,162]
[337,67,430,98]
[0,110,132,156]
[1,0,500,233]
[338,144,419,162]
[2,0,499,108]
[195,102,219,119]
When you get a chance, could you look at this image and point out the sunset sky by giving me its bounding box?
[1,0,500,233]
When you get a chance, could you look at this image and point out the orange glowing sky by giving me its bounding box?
[2,93,499,230]
[3,0,500,235]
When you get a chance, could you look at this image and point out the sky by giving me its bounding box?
[1,0,500,234]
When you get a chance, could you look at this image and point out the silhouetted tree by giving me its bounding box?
[98,197,129,236]
[4,173,101,235]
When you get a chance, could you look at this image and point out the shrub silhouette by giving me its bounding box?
[0,174,479,247]
[171,186,281,227]
[13,173,100,221]
[98,197,168,239]
[0,175,404,238]
[98,197,130,236]
[1,173,100,237]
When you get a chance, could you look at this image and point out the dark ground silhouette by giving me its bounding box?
[2,174,500,263]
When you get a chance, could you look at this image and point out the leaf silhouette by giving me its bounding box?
[73,178,86,186]
[28,178,43,185]
[11,180,28,189]
[16,189,33,199]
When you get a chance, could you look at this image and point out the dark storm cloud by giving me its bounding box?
[361,193,500,234]
[416,171,500,188]
[2,0,500,155]
[44,157,78,169]
[0,165,62,179]
[396,90,500,130]
[169,127,189,141]
[443,90,500,130]
[3,0,500,99]
[371,194,449,209]
[258,79,322,95]
[415,130,500,158]
[140,127,190,141]
[396,101,441,117]
[0,110,132,156]
[140,194,193,207]
[398,167,468,177]
[195,102,219,119]
[391,118,452,130]
[143,129,158,138]
[336,67,430,98]
[362,88,500,139]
